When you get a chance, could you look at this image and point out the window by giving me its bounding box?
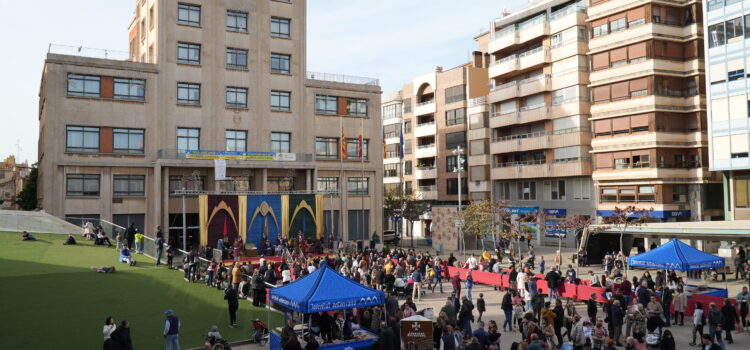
[271,53,291,74]
[226,48,248,69]
[346,139,369,160]
[66,174,100,197]
[315,137,338,159]
[728,70,744,81]
[113,128,144,154]
[177,42,200,64]
[746,15,750,39]
[404,121,412,134]
[445,132,466,150]
[403,140,412,155]
[271,132,291,153]
[271,17,290,38]
[619,188,636,202]
[446,178,467,195]
[610,18,626,32]
[217,176,250,192]
[226,87,248,108]
[615,157,630,169]
[317,177,339,192]
[168,175,205,194]
[633,154,650,168]
[445,108,466,126]
[225,130,247,152]
[177,128,200,151]
[149,6,154,29]
[113,175,145,197]
[271,90,291,111]
[445,85,466,104]
[573,178,592,200]
[177,83,201,105]
[67,74,100,97]
[639,185,656,202]
[66,126,99,153]
[382,103,402,120]
[268,176,295,191]
[111,78,145,101]
[518,181,536,200]
[496,182,511,200]
[226,10,248,32]
[732,152,749,158]
[550,180,566,200]
[736,177,750,208]
[404,161,413,175]
[316,95,338,114]
[347,98,368,116]
[708,23,725,48]
[446,156,458,172]
[592,23,608,38]
[347,177,369,195]
[403,98,412,114]
[384,164,400,177]
[601,188,617,202]
[726,17,743,41]
[177,3,201,26]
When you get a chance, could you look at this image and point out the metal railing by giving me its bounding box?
[416,166,436,171]
[518,45,546,58]
[416,121,436,128]
[306,71,379,86]
[491,55,517,66]
[491,81,517,91]
[157,149,314,162]
[469,96,487,107]
[493,159,547,168]
[517,14,547,30]
[520,103,547,111]
[549,2,586,21]
[552,126,590,135]
[418,185,437,191]
[519,74,550,85]
[48,43,155,63]
[490,110,517,118]
[491,131,546,143]
[417,144,436,149]
[416,100,435,107]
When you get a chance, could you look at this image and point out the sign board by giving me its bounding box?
[400,319,433,350]
[186,150,297,162]
[214,159,227,181]
[544,221,566,238]
[454,219,464,228]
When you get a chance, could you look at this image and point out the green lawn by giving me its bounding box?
[0,232,282,349]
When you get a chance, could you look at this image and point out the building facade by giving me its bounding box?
[37,0,383,243]
[704,0,750,220]
[477,0,596,246]
[587,0,723,222]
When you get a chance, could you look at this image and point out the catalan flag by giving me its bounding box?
[383,127,387,159]
[341,126,347,160]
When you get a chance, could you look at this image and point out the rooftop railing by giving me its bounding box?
[306,71,379,86]
[48,43,155,63]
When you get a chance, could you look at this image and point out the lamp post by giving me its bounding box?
[453,146,465,257]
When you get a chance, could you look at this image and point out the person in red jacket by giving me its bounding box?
[452,272,462,298]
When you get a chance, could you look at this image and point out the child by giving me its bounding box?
[134,230,144,254]
[513,299,525,332]
[477,293,486,322]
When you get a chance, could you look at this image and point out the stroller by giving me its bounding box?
[645,315,663,346]
[394,277,409,298]
[250,319,270,346]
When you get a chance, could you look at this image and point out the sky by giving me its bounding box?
[0,0,519,164]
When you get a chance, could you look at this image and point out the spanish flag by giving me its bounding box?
[382,128,387,159]
[341,126,347,160]
[358,126,363,158]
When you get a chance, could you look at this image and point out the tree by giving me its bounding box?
[16,164,38,210]
[382,188,428,246]
[602,206,653,258]
[456,200,494,251]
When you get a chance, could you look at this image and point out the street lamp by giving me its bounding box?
[453,146,465,257]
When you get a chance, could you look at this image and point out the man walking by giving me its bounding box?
[611,299,625,346]
[545,267,561,302]
[225,284,239,328]
[707,302,727,350]
[411,268,423,301]
[163,309,180,350]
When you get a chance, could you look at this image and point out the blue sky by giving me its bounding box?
[0,0,518,163]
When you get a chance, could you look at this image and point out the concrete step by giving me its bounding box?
[0,209,81,234]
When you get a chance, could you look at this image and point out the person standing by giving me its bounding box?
[432,263,444,293]
[672,285,687,326]
[707,302,726,350]
[134,230,144,254]
[660,284,673,327]
[458,295,474,338]
[689,302,705,346]
[465,271,474,301]
[411,268,423,301]
[720,299,738,344]
[610,299,625,346]
[553,298,565,346]
[125,223,136,250]
[545,267,561,302]
[225,284,239,328]
[451,272,461,298]
[251,270,264,307]
[155,230,165,266]
[107,320,132,350]
[587,293,598,323]
[737,286,750,330]
[476,293,486,322]
[163,309,180,350]
[501,291,513,332]
[103,316,116,343]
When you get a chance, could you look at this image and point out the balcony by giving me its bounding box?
[414,144,437,158]
[588,23,701,52]
[469,154,490,166]
[488,81,518,103]
[467,128,490,141]
[591,131,706,152]
[548,98,590,116]
[488,28,519,54]
[383,176,401,184]
[414,166,437,179]
[517,18,549,43]
[519,104,549,124]
[549,5,586,33]
[415,186,438,200]
[489,56,519,79]
[550,70,588,90]
[490,131,547,154]
[157,149,314,163]
[592,164,710,182]
[589,58,702,84]
[517,46,550,71]
[517,75,551,97]
[414,122,437,137]
[591,95,704,118]
[414,100,436,116]
[550,40,588,62]
[490,158,592,179]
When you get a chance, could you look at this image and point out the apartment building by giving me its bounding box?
[475,0,596,246]
[587,0,723,222]
[37,0,383,243]
[703,0,750,220]
[381,64,488,235]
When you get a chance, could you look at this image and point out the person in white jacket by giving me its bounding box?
[103,316,116,340]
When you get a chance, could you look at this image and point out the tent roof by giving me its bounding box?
[627,238,725,271]
[269,264,385,313]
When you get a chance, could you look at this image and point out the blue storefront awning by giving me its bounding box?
[507,207,539,215]
[543,208,566,216]
[596,210,691,219]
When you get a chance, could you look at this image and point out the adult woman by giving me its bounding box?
[660,329,675,350]
[689,302,705,346]
[625,296,639,338]
[502,290,514,332]
[440,325,459,350]
[103,316,116,342]
[466,271,474,301]
[672,285,687,326]
[631,305,647,343]
[563,299,579,339]
[591,319,608,350]
[542,321,556,348]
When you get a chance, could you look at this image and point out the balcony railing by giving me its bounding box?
[417,144,436,149]
[519,74,550,85]
[491,81,517,91]
[549,2,586,21]
[520,103,547,111]
[492,159,547,168]
[157,149,314,162]
[416,166,436,171]
[491,131,545,143]
[469,96,487,107]
[416,121,436,127]
[306,71,379,86]
[48,43,155,63]
[418,185,437,191]
[416,100,435,107]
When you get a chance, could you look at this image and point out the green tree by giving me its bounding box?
[382,188,428,246]
[16,165,38,210]
[456,200,509,250]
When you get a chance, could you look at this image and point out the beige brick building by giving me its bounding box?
[37,0,383,243]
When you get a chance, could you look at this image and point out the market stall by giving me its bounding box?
[269,264,386,350]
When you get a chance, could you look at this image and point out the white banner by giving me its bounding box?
[214,159,227,180]
[275,153,297,161]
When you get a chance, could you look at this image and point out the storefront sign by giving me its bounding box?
[543,208,566,216]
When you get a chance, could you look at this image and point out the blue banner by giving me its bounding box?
[507,207,539,215]
[247,195,282,248]
[544,221,566,238]
[543,208,566,216]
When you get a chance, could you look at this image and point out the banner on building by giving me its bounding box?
[186,150,296,162]
[214,159,227,180]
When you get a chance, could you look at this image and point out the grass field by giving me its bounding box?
[0,232,282,349]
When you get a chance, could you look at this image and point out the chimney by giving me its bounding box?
[435,66,443,73]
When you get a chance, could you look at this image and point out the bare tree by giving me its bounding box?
[602,206,653,258]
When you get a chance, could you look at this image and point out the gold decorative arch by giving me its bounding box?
[249,201,280,233]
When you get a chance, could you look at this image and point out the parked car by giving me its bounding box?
[383,230,401,245]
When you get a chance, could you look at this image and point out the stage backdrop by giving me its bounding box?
[286,194,323,240]
[246,195,283,248]
[199,195,242,247]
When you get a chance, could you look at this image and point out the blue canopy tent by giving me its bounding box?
[269,264,385,350]
[627,238,725,271]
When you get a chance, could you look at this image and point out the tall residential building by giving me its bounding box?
[704,0,750,220]
[477,0,596,246]
[382,64,488,237]
[587,0,723,222]
[37,0,383,243]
